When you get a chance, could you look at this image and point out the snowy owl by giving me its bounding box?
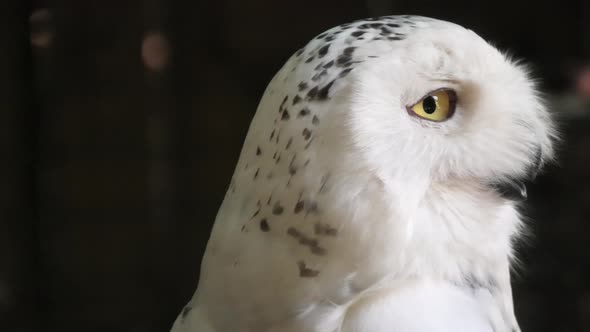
[171,15,556,332]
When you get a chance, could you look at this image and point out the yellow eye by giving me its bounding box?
[408,89,457,122]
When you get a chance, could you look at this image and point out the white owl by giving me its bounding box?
[171,16,556,332]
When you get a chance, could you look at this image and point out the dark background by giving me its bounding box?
[1,0,589,331]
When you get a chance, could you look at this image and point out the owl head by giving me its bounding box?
[295,17,558,203]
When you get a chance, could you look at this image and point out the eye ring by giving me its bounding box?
[406,88,457,122]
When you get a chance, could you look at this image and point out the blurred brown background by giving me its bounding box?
[0,0,589,331]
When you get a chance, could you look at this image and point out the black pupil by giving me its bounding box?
[423,96,437,114]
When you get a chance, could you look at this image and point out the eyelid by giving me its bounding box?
[409,87,455,105]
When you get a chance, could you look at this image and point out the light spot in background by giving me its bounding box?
[29,9,53,48]
[141,32,171,72]
[575,65,590,101]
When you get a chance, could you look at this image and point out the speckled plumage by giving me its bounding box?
[170,15,556,332]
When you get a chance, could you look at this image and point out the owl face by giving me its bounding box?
[337,22,556,199]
